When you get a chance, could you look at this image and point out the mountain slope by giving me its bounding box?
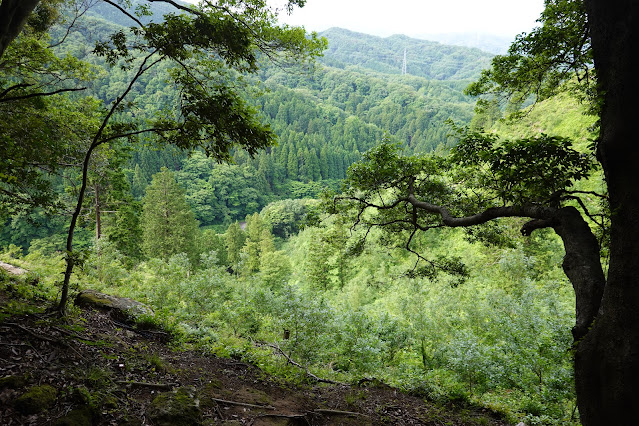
[0,271,510,425]
[319,27,493,80]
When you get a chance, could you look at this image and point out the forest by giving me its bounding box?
[1,1,636,425]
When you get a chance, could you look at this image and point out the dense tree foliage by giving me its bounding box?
[0,0,325,313]
[327,1,639,424]
[5,0,629,423]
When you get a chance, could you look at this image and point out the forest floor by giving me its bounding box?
[0,269,511,426]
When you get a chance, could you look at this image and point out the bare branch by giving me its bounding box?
[49,0,98,48]
[0,86,87,103]
[255,341,345,385]
[102,0,146,28]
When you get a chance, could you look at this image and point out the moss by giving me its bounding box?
[146,387,202,426]
[14,384,57,414]
[0,375,27,389]
[53,405,95,426]
[119,418,143,426]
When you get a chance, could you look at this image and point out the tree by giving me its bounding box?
[242,212,265,273]
[331,1,639,423]
[141,168,198,261]
[17,0,325,314]
[577,0,639,422]
[0,0,41,60]
[225,221,246,272]
[199,229,227,266]
[261,198,310,238]
[1,0,95,213]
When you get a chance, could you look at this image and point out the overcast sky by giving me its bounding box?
[269,0,545,39]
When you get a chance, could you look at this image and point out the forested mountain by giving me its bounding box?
[37,5,490,231]
[318,27,493,79]
[2,1,609,424]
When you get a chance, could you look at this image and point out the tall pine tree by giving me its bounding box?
[141,168,199,262]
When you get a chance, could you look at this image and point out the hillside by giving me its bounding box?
[0,269,509,425]
[37,5,488,230]
[318,28,493,80]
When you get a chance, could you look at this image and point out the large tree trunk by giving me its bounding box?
[0,0,41,59]
[576,1,639,424]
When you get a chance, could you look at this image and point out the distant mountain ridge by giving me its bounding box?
[318,28,494,81]
[83,2,495,82]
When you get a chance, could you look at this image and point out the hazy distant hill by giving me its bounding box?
[318,28,493,80]
[415,32,513,54]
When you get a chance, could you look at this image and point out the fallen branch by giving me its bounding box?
[51,325,98,342]
[115,380,176,390]
[209,397,275,410]
[256,413,310,425]
[314,408,367,417]
[256,341,345,386]
[4,322,58,343]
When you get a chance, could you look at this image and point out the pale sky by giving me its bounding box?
[270,0,546,39]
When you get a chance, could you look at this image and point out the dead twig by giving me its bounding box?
[209,397,275,410]
[4,322,58,343]
[50,325,98,342]
[115,380,177,390]
[314,408,367,417]
[256,341,345,386]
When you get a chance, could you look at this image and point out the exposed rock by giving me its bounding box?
[75,289,153,322]
[146,387,202,426]
[0,261,27,275]
[14,384,57,415]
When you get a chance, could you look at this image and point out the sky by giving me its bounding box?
[269,0,546,40]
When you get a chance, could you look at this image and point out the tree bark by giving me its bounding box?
[576,1,639,424]
[0,0,41,59]
[551,207,605,342]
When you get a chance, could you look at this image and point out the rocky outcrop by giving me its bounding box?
[74,289,153,322]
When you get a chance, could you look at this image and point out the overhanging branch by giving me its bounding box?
[0,86,87,103]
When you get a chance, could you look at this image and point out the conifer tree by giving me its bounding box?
[241,212,274,273]
[287,146,298,179]
[225,221,246,271]
[131,164,148,200]
[141,168,199,262]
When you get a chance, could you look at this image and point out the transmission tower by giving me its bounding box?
[401,48,407,75]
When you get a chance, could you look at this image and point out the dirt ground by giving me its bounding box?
[0,281,510,425]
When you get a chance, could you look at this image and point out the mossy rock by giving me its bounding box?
[118,417,143,426]
[0,374,27,389]
[53,405,95,426]
[14,384,57,415]
[146,387,202,426]
[75,289,154,322]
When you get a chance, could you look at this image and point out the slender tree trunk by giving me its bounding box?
[576,1,639,424]
[56,52,158,316]
[57,143,97,315]
[95,183,102,241]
